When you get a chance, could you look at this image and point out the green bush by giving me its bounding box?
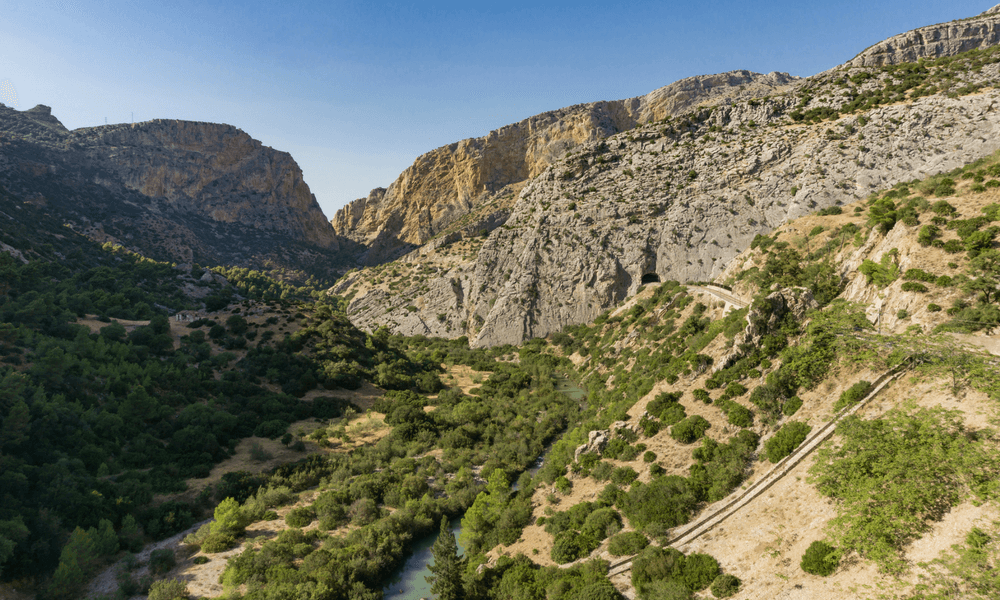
[782,396,803,416]
[551,531,593,564]
[927,303,942,312]
[723,402,753,428]
[659,404,687,426]
[722,382,747,398]
[917,224,940,246]
[670,416,711,444]
[643,450,658,463]
[834,380,872,411]
[681,553,721,590]
[608,531,650,556]
[581,508,622,540]
[904,268,937,282]
[147,579,190,600]
[284,506,316,528]
[764,421,812,463]
[692,389,711,403]
[800,540,840,576]
[200,531,236,553]
[901,281,928,293]
[148,549,176,575]
[611,467,639,486]
[591,461,613,481]
[710,573,741,598]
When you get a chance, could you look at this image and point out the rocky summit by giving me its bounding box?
[0,105,343,279]
[331,70,798,266]
[334,4,1000,347]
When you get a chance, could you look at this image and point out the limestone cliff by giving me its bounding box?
[0,105,343,277]
[337,5,1000,346]
[840,4,1000,68]
[331,71,798,264]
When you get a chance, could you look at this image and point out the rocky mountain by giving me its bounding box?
[0,104,346,280]
[334,4,1000,347]
[840,4,1000,68]
[331,70,798,265]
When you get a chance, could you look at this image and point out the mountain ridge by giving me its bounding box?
[333,5,1000,347]
[0,104,345,281]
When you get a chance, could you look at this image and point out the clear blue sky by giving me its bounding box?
[1,0,993,218]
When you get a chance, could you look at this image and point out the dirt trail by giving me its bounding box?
[687,285,750,309]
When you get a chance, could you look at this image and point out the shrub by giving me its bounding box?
[591,461,613,481]
[724,402,753,428]
[147,579,190,600]
[551,531,590,564]
[783,396,803,416]
[611,467,640,486]
[917,224,940,246]
[927,303,942,312]
[608,531,650,556]
[581,508,622,540]
[900,281,927,293]
[801,540,840,576]
[834,380,872,410]
[692,389,712,403]
[148,549,176,576]
[671,416,711,444]
[682,553,721,590]
[200,531,236,553]
[710,573,741,598]
[555,476,573,494]
[764,421,812,462]
[722,382,747,398]
[639,416,663,437]
[643,450,658,463]
[284,506,316,527]
[659,404,687,426]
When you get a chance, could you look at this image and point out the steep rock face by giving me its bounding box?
[466,91,1000,347]
[338,6,1000,346]
[73,119,338,250]
[332,70,798,265]
[343,71,1000,346]
[841,5,1000,68]
[0,105,342,275]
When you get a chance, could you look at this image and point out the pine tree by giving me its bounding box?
[426,516,464,600]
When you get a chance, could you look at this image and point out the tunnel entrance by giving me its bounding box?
[641,272,661,284]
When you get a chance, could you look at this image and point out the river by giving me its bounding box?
[381,375,587,599]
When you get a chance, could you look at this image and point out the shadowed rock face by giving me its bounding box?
[337,6,1000,347]
[0,105,343,275]
[331,70,799,265]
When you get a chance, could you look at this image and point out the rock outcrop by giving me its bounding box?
[840,4,1000,68]
[0,105,343,276]
[332,71,798,265]
[716,287,818,371]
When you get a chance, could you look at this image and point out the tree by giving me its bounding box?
[426,517,464,600]
[460,469,509,550]
[965,249,1000,304]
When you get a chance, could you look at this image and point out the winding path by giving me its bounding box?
[605,361,909,579]
[687,285,750,309]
